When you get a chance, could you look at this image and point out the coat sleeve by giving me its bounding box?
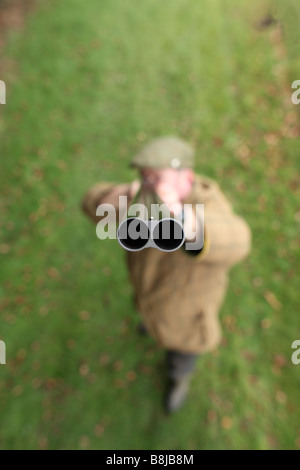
[188,181,251,267]
[82,182,133,224]
[203,210,251,267]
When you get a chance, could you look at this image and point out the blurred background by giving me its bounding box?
[0,0,299,450]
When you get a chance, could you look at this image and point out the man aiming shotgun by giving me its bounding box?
[82,136,251,413]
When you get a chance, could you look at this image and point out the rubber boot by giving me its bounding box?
[164,373,192,414]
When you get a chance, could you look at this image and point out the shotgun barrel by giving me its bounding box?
[117,187,185,252]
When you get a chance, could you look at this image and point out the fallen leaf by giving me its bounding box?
[0,244,10,254]
[79,364,89,376]
[261,318,272,329]
[276,390,287,404]
[207,410,217,424]
[79,436,90,449]
[79,310,90,321]
[221,416,232,430]
[264,291,282,310]
[126,371,136,382]
[94,423,105,437]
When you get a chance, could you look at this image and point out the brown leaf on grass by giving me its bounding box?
[264,133,279,146]
[16,349,27,361]
[284,111,298,124]
[33,168,44,181]
[267,434,279,450]
[39,305,49,316]
[0,242,10,254]
[32,360,41,371]
[31,341,40,351]
[17,284,26,293]
[79,310,90,321]
[261,318,272,329]
[114,378,125,389]
[12,385,23,397]
[296,438,300,450]
[248,375,259,385]
[38,436,49,450]
[126,371,137,382]
[32,377,43,389]
[99,353,110,365]
[62,263,72,272]
[221,416,232,430]
[264,290,282,310]
[273,354,287,369]
[47,267,60,279]
[87,373,97,384]
[22,272,31,283]
[3,281,12,291]
[45,378,58,390]
[79,436,90,450]
[253,277,263,287]
[42,289,51,299]
[94,423,105,437]
[102,266,112,276]
[281,124,300,139]
[223,315,236,333]
[289,178,300,191]
[138,364,153,375]
[56,160,68,170]
[275,390,287,404]
[236,144,250,161]
[239,418,252,432]
[65,339,76,351]
[136,132,147,142]
[5,313,16,324]
[79,364,89,376]
[272,220,281,230]
[91,39,102,50]
[241,350,256,361]
[113,360,123,371]
[236,181,246,193]
[213,136,223,148]
[206,410,217,424]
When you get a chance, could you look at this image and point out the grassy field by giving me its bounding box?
[0,0,299,450]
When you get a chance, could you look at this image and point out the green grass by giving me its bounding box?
[0,0,299,450]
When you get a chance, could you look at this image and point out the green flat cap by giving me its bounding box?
[130,136,195,169]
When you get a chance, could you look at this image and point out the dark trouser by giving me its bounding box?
[166,350,199,380]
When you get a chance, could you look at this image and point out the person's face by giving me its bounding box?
[140,167,194,204]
